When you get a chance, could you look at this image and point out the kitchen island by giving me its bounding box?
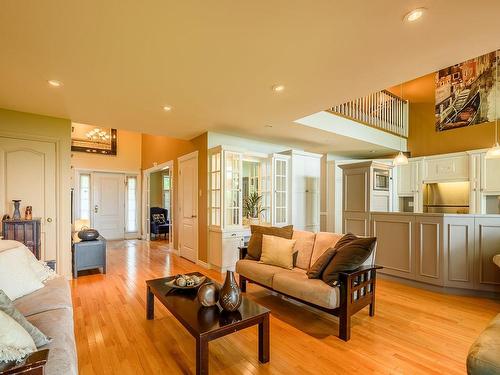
[368,212,500,293]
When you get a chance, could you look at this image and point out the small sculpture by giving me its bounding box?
[25,206,32,220]
[197,282,220,307]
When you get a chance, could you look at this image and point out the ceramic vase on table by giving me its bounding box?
[197,282,220,307]
[219,271,242,312]
[12,200,21,220]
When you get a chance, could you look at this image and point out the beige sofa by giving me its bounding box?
[236,230,380,341]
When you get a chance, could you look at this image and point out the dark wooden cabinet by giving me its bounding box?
[2,219,42,259]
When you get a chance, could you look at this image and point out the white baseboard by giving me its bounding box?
[196,260,210,269]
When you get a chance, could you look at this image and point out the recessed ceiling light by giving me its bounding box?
[48,80,62,87]
[272,84,285,92]
[264,125,273,128]
[404,8,426,22]
[369,150,376,153]
[163,105,172,112]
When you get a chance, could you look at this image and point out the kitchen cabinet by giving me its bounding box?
[474,216,500,291]
[423,153,469,183]
[371,212,500,293]
[396,158,423,212]
[414,215,443,286]
[481,154,500,193]
[468,151,500,214]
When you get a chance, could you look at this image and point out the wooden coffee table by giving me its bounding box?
[146,272,270,375]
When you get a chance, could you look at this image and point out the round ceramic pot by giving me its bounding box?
[197,282,220,307]
[78,228,100,241]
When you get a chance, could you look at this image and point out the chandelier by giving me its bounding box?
[86,128,110,142]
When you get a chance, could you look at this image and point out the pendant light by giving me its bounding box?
[486,49,500,159]
[393,83,409,166]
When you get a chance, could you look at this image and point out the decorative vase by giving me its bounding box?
[77,228,100,241]
[219,271,242,312]
[197,282,220,307]
[249,217,260,225]
[12,200,21,220]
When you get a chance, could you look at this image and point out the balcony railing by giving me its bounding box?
[328,90,409,138]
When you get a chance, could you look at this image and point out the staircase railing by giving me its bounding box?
[328,90,409,138]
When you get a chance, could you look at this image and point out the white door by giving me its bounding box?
[93,173,125,240]
[178,152,198,263]
[0,137,57,260]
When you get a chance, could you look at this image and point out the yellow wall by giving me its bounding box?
[142,132,208,262]
[71,128,142,172]
[0,108,72,277]
[150,171,164,208]
[390,74,496,157]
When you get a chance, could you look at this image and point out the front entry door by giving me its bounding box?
[178,152,198,263]
[0,137,57,260]
[93,172,125,240]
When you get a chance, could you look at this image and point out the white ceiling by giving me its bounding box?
[1,1,499,154]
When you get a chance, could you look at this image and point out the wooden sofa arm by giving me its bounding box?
[0,349,49,375]
[238,246,248,260]
[339,265,383,279]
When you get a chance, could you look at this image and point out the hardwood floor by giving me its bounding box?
[71,240,499,374]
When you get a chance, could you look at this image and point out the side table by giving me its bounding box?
[72,235,107,278]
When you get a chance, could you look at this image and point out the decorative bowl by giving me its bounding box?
[77,228,100,241]
[165,275,206,289]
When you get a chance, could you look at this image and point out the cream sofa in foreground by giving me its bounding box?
[236,230,380,341]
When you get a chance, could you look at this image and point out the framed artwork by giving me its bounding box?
[435,51,498,132]
[71,123,117,155]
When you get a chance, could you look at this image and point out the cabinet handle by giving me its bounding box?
[231,233,236,236]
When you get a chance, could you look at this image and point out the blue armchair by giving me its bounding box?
[150,207,169,240]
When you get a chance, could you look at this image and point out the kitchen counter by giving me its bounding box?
[368,212,500,293]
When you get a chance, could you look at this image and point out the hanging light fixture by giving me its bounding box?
[486,49,500,159]
[393,83,409,166]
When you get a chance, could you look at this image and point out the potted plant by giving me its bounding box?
[243,192,266,225]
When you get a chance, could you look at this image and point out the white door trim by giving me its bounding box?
[142,160,174,245]
[178,151,199,262]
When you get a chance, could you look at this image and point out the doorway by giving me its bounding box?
[74,171,140,240]
[143,160,173,246]
[178,151,198,263]
[0,136,57,261]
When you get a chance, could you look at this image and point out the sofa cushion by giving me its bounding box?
[272,269,340,309]
[467,313,500,375]
[246,225,294,260]
[307,233,358,279]
[27,308,77,375]
[260,235,296,270]
[0,290,51,347]
[322,237,377,286]
[236,259,285,287]
[292,230,316,270]
[0,310,37,362]
[310,232,343,265]
[14,276,72,317]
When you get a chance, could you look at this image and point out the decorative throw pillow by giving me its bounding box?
[321,237,377,286]
[21,246,57,283]
[0,248,44,301]
[0,310,36,362]
[259,234,297,270]
[0,290,51,348]
[246,225,294,260]
[152,213,166,225]
[307,233,357,279]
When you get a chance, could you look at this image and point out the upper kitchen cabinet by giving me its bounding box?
[481,153,500,193]
[396,158,424,213]
[279,150,321,232]
[422,153,469,183]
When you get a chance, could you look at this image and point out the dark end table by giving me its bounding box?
[146,272,270,375]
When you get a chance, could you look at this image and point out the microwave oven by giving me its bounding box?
[373,169,390,191]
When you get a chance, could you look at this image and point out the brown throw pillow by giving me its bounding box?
[246,225,293,260]
[321,237,376,286]
[306,233,357,279]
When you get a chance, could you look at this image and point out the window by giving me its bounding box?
[126,176,138,233]
[162,173,171,216]
[209,151,221,226]
[79,174,91,220]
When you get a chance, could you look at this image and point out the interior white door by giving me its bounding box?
[0,137,57,260]
[178,153,198,263]
[93,173,125,240]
